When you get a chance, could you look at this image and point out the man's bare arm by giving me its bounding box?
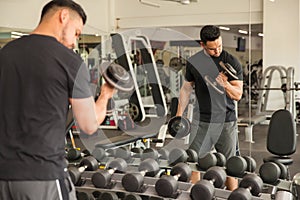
[69,83,115,135]
[176,80,194,116]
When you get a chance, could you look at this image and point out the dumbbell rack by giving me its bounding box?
[75,171,276,200]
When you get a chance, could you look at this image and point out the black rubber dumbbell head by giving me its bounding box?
[169,148,188,166]
[214,152,226,167]
[198,152,217,171]
[226,156,247,177]
[242,156,257,173]
[186,149,198,162]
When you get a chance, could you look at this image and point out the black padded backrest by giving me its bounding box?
[267,109,297,156]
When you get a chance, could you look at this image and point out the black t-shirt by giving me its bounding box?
[0,35,92,180]
[185,50,243,123]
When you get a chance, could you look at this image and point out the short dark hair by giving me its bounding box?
[200,25,220,44]
[41,0,87,24]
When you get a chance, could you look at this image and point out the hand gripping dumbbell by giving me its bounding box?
[155,162,192,198]
[197,152,226,171]
[68,156,98,185]
[190,166,227,200]
[204,61,238,95]
[100,62,134,92]
[122,158,160,192]
[141,148,169,161]
[167,116,191,138]
[228,173,263,200]
[66,148,90,161]
[168,148,198,166]
[91,147,116,162]
[226,156,256,177]
[259,161,288,185]
[91,158,127,188]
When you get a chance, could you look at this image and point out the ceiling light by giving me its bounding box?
[181,0,190,4]
[219,26,230,31]
[238,30,248,34]
[258,33,264,37]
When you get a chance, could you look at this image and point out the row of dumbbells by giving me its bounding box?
[68,154,293,200]
[67,146,291,187]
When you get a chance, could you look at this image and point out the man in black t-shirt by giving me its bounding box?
[0,1,114,199]
[176,25,243,189]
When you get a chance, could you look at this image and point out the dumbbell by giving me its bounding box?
[91,147,116,162]
[197,152,226,171]
[259,161,288,184]
[155,162,192,198]
[124,194,142,200]
[226,156,256,177]
[100,62,134,92]
[204,61,238,95]
[167,116,191,138]
[115,146,142,160]
[190,166,227,200]
[219,61,238,80]
[68,156,98,185]
[141,148,169,161]
[228,173,263,200]
[122,158,160,192]
[66,148,90,161]
[98,191,118,200]
[91,158,127,188]
[76,191,92,200]
[168,148,198,166]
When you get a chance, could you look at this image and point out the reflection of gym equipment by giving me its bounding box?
[111,33,167,122]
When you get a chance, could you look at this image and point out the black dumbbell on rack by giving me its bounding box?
[190,166,227,200]
[228,173,263,200]
[92,147,117,162]
[226,155,257,177]
[66,148,90,161]
[91,158,127,189]
[68,156,98,186]
[140,148,169,161]
[259,161,288,185]
[155,162,192,198]
[168,148,198,166]
[197,152,227,171]
[115,146,142,161]
[121,158,160,192]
